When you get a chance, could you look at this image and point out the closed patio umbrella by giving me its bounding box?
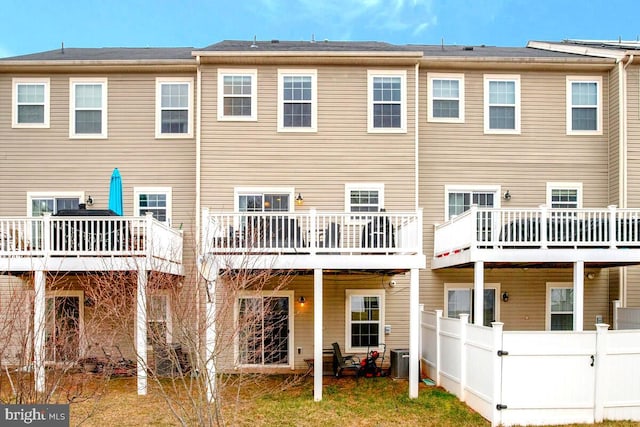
[108,168,123,215]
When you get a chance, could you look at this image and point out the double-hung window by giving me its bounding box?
[346,289,384,352]
[345,183,384,215]
[546,283,574,330]
[567,76,602,134]
[428,73,464,123]
[13,78,50,128]
[134,187,172,224]
[70,78,107,138]
[547,183,581,209]
[484,75,520,133]
[156,77,193,138]
[278,70,317,131]
[368,70,406,132]
[218,69,257,121]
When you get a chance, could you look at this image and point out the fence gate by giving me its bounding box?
[498,332,596,426]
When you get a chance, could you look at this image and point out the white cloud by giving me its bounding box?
[252,0,437,42]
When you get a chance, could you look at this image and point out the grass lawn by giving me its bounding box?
[53,374,640,426]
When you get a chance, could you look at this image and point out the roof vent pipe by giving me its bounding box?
[250,36,257,48]
[61,42,64,54]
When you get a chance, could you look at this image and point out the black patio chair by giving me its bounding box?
[332,342,360,377]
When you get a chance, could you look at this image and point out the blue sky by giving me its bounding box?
[1,0,639,58]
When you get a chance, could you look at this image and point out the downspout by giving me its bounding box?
[196,55,202,248]
[195,55,203,354]
[415,62,420,212]
[618,54,633,307]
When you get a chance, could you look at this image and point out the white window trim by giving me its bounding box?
[566,76,602,135]
[427,73,464,123]
[444,283,501,324]
[483,74,520,134]
[277,69,317,132]
[344,183,385,214]
[155,77,194,139]
[217,69,258,121]
[12,78,50,128]
[545,282,573,331]
[147,290,172,346]
[133,187,172,225]
[368,70,407,133]
[546,182,583,208]
[27,191,84,216]
[69,78,108,139]
[234,290,294,369]
[444,184,502,221]
[345,289,385,353]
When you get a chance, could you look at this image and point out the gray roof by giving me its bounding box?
[0,40,609,62]
[1,47,195,61]
[198,39,416,52]
[414,44,589,58]
[200,40,597,59]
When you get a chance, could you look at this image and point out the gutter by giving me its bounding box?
[619,54,633,307]
[527,41,626,60]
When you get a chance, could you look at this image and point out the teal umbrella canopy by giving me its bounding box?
[108,168,123,215]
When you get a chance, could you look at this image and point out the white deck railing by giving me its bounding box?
[0,213,182,264]
[434,205,640,257]
[202,208,422,255]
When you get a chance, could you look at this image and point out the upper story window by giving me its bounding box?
[277,70,317,132]
[134,187,172,224]
[484,75,520,134]
[29,193,82,216]
[567,76,602,135]
[428,73,464,123]
[236,187,295,213]
[70,78,107,138]
[445,185,499,220]
[12,78,50,128]
[368,70,406,132]
[345,183,384,214]
[218,69,257,121]
[546,182,582,209]
[156,77,193,138]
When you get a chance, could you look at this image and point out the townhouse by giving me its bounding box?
[2,39,640,404]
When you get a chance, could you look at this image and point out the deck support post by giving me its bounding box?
[136,267,148,395]
[409,268,420,398]
[574,261,584,331]
[313,268,323,401]
[205,271,218,403]
[33,270,46,394]
[473,261,485,326]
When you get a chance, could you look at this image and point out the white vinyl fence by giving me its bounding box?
[421,309,640,426]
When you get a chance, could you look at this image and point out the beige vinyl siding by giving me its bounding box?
[200,65,417,212]
[0,72,197,251]
[419,68,611,328]
[608,66,620,206]
[215,273,408,371]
